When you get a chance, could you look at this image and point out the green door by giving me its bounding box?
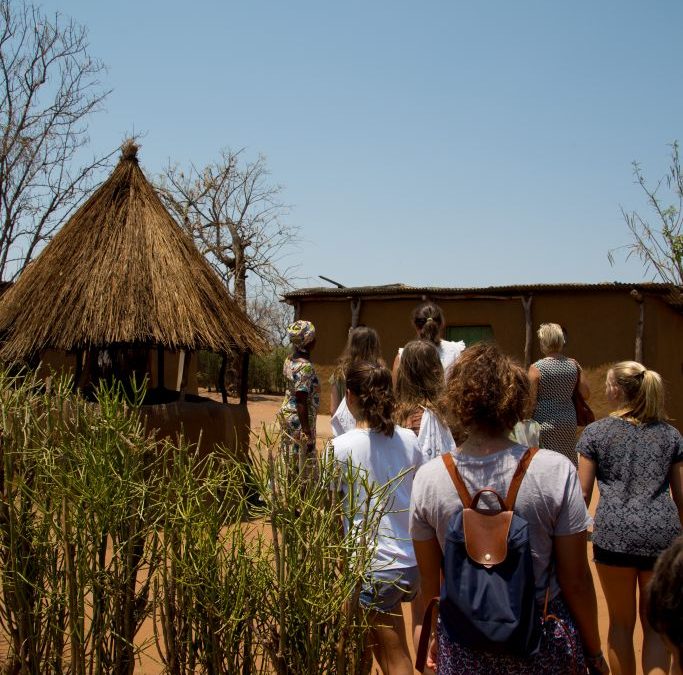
[445,325,494,346]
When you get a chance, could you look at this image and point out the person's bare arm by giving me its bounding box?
[578,455,597,508]
[414,537,441,607]
[670,460,683,525]
[527,365,540,412]
[295,391,314,450]
[578,369,591,400]
[554,532,606,668]
[392,353,401,386]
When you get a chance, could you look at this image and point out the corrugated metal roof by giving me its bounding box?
[284,281,678,300]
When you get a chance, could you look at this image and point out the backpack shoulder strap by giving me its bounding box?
[442,453,472,508]
[504,447,539,510]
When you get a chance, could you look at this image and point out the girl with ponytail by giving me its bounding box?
[577,361,683,675]
[332,361,424,675]
[392,301,465,383]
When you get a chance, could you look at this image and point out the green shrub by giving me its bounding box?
[248,347,287,394]
[0,370,385,673]
[196,350,222,390]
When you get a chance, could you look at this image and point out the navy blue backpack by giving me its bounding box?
[416,448,541,671]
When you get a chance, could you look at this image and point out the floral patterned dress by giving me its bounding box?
[279,353,320,451]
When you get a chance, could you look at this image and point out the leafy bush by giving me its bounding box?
[196,348,287,395]
[196,350,222,390]
[248,347,288,394]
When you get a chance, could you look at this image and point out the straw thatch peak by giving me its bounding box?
[0,144,268,361]
[120,139,140,162]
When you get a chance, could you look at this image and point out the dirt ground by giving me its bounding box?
[130,392,642,674]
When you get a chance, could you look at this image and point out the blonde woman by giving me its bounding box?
[578,362,683,675]
[529,322,590,465]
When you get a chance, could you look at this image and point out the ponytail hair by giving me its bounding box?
[345,361,395,436]
[411,302,444,345]
[610,361,666,424]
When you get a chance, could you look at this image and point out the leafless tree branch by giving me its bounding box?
[157,149,299,311]
[610,142,683,286]
[0,0,112,280]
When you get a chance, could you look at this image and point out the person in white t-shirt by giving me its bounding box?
[392,301,465,384]
[332,360,423,675]
[394,340,456,461]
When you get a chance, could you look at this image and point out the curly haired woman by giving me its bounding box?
[410,342,607,675]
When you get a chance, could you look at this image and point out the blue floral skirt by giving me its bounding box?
[437,595,586,674]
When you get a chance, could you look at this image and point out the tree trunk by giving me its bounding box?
[522,296,533,368]
[232,240,248,311]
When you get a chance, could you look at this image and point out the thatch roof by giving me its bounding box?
[0,142,268,360]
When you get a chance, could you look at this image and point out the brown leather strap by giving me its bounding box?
[415,596,439,673]
[442,453,472,508]
[504,447,539,510]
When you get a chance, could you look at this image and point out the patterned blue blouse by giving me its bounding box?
[577,416,683,556]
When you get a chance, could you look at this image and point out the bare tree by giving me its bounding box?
[158,149,297,310]
[610,142,683,286]
[248,296,293,346]
[0,1,112,281]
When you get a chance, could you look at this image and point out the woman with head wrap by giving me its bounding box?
[278,320,320,454]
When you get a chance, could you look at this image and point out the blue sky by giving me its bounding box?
[43,0,683,290]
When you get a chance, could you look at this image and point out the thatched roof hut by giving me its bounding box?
[0,141,267,362]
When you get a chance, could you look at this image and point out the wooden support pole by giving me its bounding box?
[240,351,250,405]
[175,350,186,391]
[218,353,228,405]
[350,297,361,328]
[522,295,533,368]
[179,351,191,402]
[156,345,165,390]
[631,290,645,362]
[73,349,83,393]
